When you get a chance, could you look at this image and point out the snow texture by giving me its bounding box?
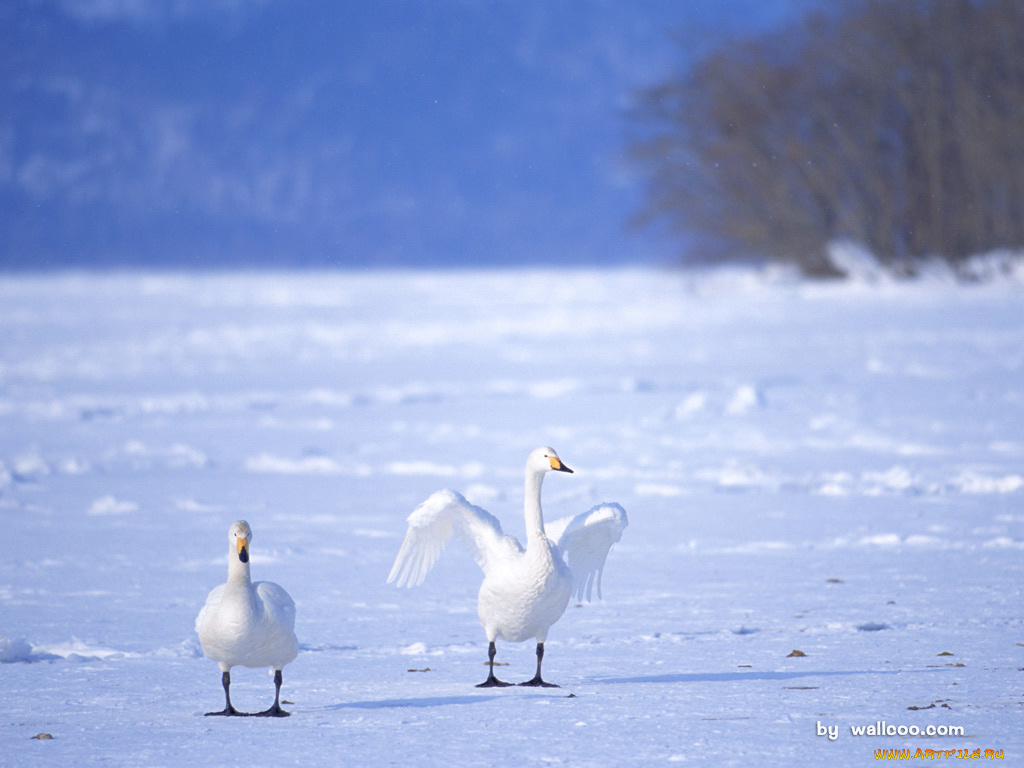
[1,265,1022,766]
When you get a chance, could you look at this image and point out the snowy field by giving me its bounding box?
[1,266,1022,766]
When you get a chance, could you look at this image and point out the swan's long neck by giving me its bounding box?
[524,468,547,546]
[227,548,252,586]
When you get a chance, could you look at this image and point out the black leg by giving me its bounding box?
[206,670,246,716]
[519,642,558,687]
[476,641,512,688]
[255,669,290,717]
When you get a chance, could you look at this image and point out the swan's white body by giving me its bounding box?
[476,515,573,645]
[388,447,627,684]
[196,581,298,671]
[196,521,298,715]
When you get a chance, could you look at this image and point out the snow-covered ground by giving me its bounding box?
[1,266,1022,766]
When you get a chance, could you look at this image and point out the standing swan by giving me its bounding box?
[196,520,299,716]
[388,447,627,687]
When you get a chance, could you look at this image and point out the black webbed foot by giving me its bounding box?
[206,671,249,716]
[519,676,559,688]
[205,705,248,717]
[253,703,290,717]
[476,674,514,688]
[519,642,557,687]
[477,641,513,688]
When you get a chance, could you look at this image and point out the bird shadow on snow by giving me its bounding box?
[317,694,509,711]
[590,668,930,685]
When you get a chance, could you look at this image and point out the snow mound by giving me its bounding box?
[828,241,1024,285]
[32,638,133,661]
[827,241,890,283]
[0,637,33,663]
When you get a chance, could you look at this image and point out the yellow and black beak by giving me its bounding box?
[236,536,249,564]
[549,456,573,474]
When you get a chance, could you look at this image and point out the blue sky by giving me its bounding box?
[1,1,818,269]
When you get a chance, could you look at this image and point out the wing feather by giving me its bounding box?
[387,489,515,587]
[255,581,297,630]
[550,503,628,602]
[194,583,225,634]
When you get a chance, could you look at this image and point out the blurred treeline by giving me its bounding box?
[629,0,1024,276]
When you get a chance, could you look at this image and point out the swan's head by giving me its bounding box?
[528,446,573,475]
[229,520,252,564]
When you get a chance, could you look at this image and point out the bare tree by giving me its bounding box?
[629,0,1024,276]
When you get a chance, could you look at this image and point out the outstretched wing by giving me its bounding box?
[548,503,628,602]
[387,489,520,587]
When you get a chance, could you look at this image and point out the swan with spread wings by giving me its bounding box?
[388,446,627,687]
